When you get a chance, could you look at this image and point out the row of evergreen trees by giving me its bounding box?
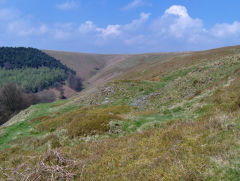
[0,47,74,73]
[0,67,68,92]
[0,47,81,93]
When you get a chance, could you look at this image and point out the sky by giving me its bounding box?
[0,0,240,53]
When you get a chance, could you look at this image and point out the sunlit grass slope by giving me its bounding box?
[1,46,240,180]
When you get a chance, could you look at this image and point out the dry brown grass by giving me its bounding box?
[3,105,238,180]
[120,46,240,81]
[2,46,240,180]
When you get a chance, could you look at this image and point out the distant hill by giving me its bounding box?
[43,50,183,89]
[43,50,128,81]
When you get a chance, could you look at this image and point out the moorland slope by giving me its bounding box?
[1,45,240,180]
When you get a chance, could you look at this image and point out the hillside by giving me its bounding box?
[1,45,240,180]
[43,50,128,81]
[44,50,184,89]
[0,47,75,93]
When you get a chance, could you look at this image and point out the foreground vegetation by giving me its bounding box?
[1,47,240,180]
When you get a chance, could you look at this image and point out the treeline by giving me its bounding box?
[0,47,84,125]
[0,47,74,73]
[0,67,68,92]
[0,47,85,93]
[0,83,55,125]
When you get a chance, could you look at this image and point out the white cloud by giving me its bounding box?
[211,21,240,38]
[122,0,145,10]
[78,12,151,38]
[8,21,33,36]
[79,21,96,33]
[1,4,240,53]
[96,25,122,38]
[0,8,48,37]
[151,5,204,40]
[124,12,151,31]
[53,23,75,40]
[57,1,77,10]
[8,20,48,36]
[165,5,188,18]
[39,24,48,34]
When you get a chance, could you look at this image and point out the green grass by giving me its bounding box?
[2,53,240,180]
[161,68,193,82]
[122,113,173,133]
[0,99,81,150]
[0,120,40,150]
[36,104,131,137]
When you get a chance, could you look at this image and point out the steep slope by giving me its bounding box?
[1,46,240,180]
[43,50,129,81]
[44,50,184,89]
[45,45,240,89]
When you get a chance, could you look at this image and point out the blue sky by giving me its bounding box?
[0,0,240,53]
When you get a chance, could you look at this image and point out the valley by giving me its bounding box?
[1,45,240,180]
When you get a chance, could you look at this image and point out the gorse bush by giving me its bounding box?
[36,105,131,137]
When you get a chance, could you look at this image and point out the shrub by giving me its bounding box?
[36,90,56,103]
[0,83,56,125]
[68,74,83,92]
[0,83,27,125]
[37,105,131,138]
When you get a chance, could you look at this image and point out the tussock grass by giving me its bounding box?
[2,51,240,180]
[37,105,131,137]
[2,78,240,180]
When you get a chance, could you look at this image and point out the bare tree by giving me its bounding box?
[0,83,58,125]
[0,83,26,112]
[68,74,83,92]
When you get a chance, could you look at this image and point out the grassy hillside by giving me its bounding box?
[1,46,240,180]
